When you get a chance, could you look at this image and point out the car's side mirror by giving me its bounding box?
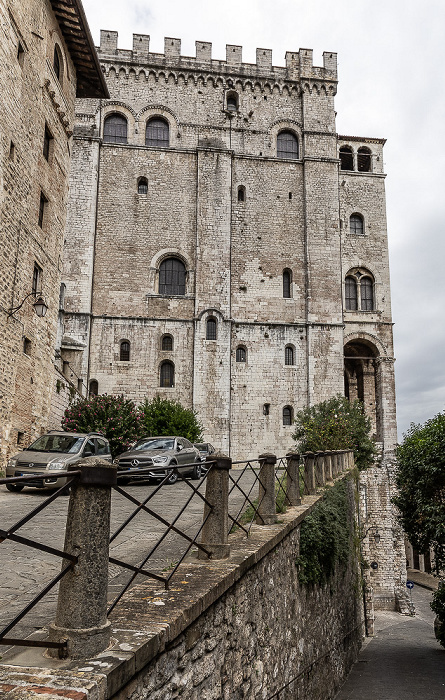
[177,444,183,451]
[83,450,94,458]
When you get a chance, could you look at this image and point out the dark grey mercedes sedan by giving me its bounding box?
[115,436,202,485]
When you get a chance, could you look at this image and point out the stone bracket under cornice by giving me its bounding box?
[44,79,73,136]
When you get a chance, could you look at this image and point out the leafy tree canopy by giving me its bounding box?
[62,394,142,458]
[394,413,445,575]
[139,396,203,443]
[292,395,376,470]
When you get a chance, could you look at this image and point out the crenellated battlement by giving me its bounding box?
[98,30,337,82]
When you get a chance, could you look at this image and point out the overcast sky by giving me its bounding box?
[81,0,445,440]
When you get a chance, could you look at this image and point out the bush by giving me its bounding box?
[394,413,445,576]
[62,394,142,458]
[292,395,376,470]
[139,396,203,443]
[431,584,445,648]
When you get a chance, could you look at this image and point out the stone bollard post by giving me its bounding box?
[314,452,326,487]
[47,457,116,659]
[256,453,277,525]
[303,452,316,495]
[331,451,339,477]
[199,453,231,560]
[349,449,355,469]
[325,451,333,482]
[285,453,301,506]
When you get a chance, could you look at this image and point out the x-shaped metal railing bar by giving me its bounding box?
[107,470,213,612]
[0,563,72,651]
[228,460,267,534]
[274,457,291,507]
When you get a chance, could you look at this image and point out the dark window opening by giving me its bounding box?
[120,340,130,361]
[227,95,238,112]
[285,345,294,365]
[283,406,293,425]
[206,318,217,340]
[38,192,47,229]
[9,142,15,160]
[339,146,353,171]
[17,42,24,66]
[357,147,371,172]
[77,378,83,393]
[289,192,292,200]
[263,403,270,416]
[23,337,31,355]
[238,186,245,202]
[159,257,186,295]
[350,214,364,236]
[283,268,292,298]
[53,45,62,82]
[146,118,169,147]
[89,379,98,396]
[138,177,148,194]
[345,276,358,310]
[17,431,25,445]
[43,125,52,161]
[32,263,42,296]
[160,361,175,387]
[277,130,299,159]
[360,277,374,311]
[103,114,128,144]
[162,334,173,351]
[236,346,246,362]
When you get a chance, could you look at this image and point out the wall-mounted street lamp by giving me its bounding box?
[361,525,381,544]
[7,293,48,318]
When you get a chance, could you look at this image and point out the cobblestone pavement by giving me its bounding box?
[335,585,445,699]
[0,469,258,647]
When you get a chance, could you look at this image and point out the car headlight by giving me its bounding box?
[152,455,169,464]
[47,460,67,471]
[7,458,18,468]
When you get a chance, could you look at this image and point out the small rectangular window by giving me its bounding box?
[38,192,47,229]
[9,142,15,161]
[17,42,24,66]
[23,337,31,355]
[43,125,52,161]
[32,262,42,296]
[17,431,25,445]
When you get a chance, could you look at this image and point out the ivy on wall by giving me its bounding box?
[296,478,356,586]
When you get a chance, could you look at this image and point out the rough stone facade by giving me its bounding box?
[0,0,107,468]
[62,32,397,465]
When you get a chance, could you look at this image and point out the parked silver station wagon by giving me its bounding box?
[5,431,112,492]
[115,436,202,484]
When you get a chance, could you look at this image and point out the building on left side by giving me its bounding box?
[0,0,108,467]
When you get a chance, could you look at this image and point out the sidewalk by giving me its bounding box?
[335,584,445,700]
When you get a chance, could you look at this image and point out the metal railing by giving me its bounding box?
[0,449,354,658]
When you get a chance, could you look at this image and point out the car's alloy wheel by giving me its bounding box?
[191,464,202,480]
[166,468,178,484]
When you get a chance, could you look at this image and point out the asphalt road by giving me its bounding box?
[0,468,259,647]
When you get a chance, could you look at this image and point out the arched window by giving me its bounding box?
[339,146,354,171]
[53,45,62,82]
[360,277,374,311]
[206,317,217,340]
[161,334,173,351]
[345,276,358,310]
[237,186,246,202]
[285,345,294,365]
[236,346,247,362]
[283,406,293,425]
[357,147,371,173]
[89,379,98,396]
[146,118,169,147]
[120,340,130,361]
[138,177,148,194]
[226,92,238,112]
[103,114,127,144]
[160,361,174,387]
[350,214,364,236]
[283,268,292,298]
[159,258,186,295]
[277,131,299,159]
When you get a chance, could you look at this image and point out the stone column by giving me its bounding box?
[314,452,326,487]
[303,452,316,495]
[285,453,301,506]
[325,451,333,482]
[48,457,116,659]
[331,451,339,477]
[256,453,277,525]
[199,454,231,560]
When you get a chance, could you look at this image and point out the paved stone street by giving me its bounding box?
[335,584,445,699]
[0,469,256,647]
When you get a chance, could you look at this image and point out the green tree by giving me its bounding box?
[62,394,142,457]
[139,396,203,443]
[394,414,445,575]
[292,394,376,470]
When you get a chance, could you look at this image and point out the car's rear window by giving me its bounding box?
[26,435,84,453]
[133,438,175,451]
